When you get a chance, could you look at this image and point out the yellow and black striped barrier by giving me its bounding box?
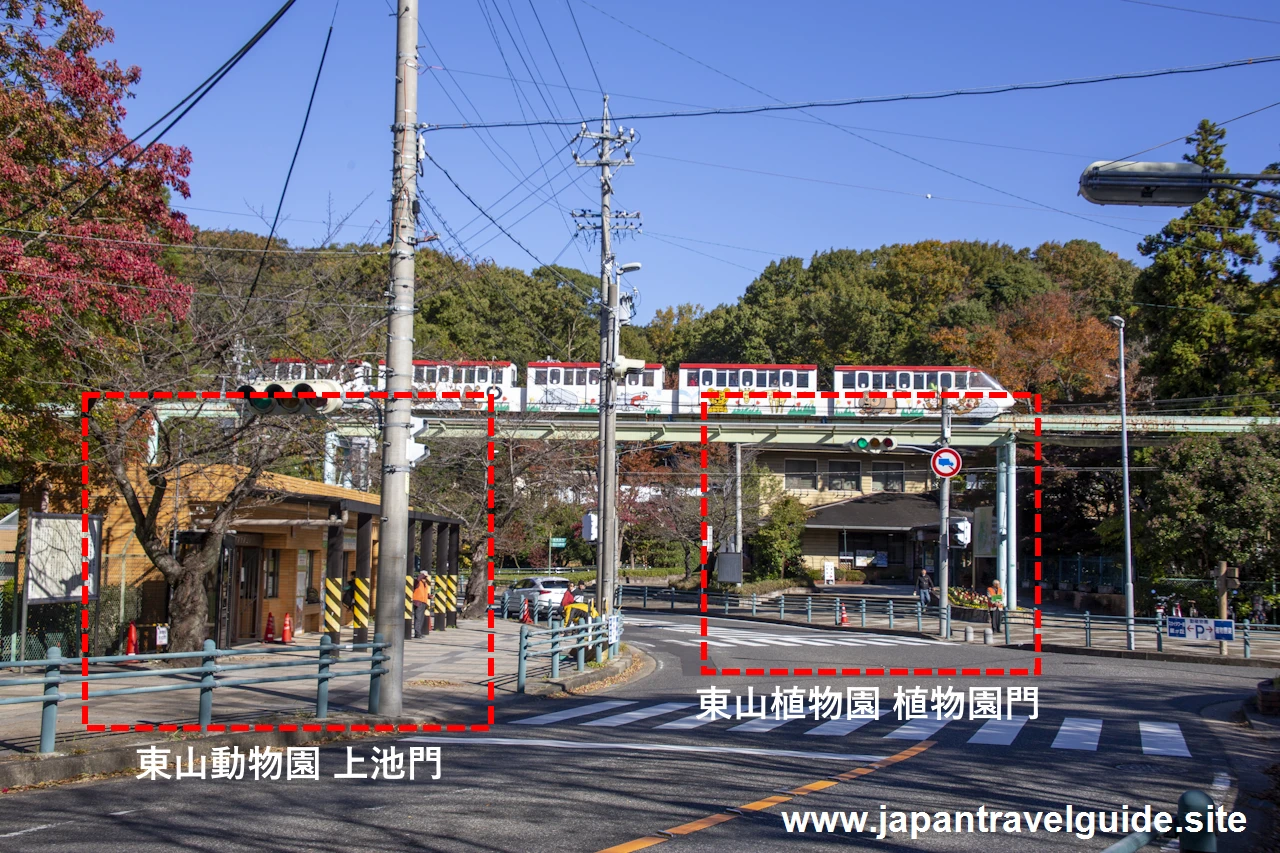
[404,574,415,639]
[352,578,370,630]
[433,574,457,630]
[323,578,342,636]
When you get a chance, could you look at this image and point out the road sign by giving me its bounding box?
[607,613,623,645]
[823,561,835,585]
[1166,617,1234,642]
[549,537,567,549]
[930,447,963,479]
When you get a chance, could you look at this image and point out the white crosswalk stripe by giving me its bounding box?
[968,716,1029,746]
[512,701,634,726]
[582,703,694,728]
[509,701,1196,759]
[632,620,943,650]
[1139,721,1191,757]
[1051,717,1103,751]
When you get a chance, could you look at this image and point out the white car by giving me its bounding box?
[505,576,572,617]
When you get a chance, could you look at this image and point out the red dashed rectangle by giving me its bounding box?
[78,391,496,733]
[697,389,1043,678]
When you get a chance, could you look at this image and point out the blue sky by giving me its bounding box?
[94,0,1280,322]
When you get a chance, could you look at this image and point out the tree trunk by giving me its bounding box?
[168,568,209,654]
[460,556,489,618]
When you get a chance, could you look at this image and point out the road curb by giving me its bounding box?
[1009,641,1277,668]
[524,648,643,696]
[0,714,436,791]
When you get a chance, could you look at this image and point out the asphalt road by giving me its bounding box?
[0,611,1272,852]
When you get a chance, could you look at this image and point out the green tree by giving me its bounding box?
[748,496,807,579]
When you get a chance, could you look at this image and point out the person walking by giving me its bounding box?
[986,580,1005,632]
[915,570,933,608]
[412,572,431,638]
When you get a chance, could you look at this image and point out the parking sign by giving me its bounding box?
[1166,617,1234,642]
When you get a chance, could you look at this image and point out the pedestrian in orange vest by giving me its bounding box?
[412,572,431,638]
[986,580,1005,632]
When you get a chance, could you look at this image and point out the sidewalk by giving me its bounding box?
[0,618,523,757]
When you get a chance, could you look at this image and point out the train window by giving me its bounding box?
[549,369,560,384]
[686,371,698,387]
[438,367,451,382]
[426,367,438,383]
[913,372,926,390]
[856,371,871,390]
[535,369,547,385]
[871,373,884,391]
[715,370,726,386]
[477,367,489,382]
[768,370,781,388]
[797,373,809,389]
[727,370,739,386]
[643,371,655,387]
[940,372,953,390]
[954,372,969,390]
[841,372,855,390]
[589,369,600,385]
[970,372,998,389]
[579,369,590,385]
[461,368,473,383]
[782,371,794,387]
[627,373,639,386]
[926,371,939,389]
[742,371,754,387]
[897,371,911,389]
[701,370,713,385]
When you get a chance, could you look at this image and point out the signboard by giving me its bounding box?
[854,550,888,568]
[606,613,623,645]
[823,561,835,585]
[1166,617,1234,642]
[549,537,567,549]
[26,513,102,603]
[930,447,963,479]
[973,506,996,558]
[155,625,169,646]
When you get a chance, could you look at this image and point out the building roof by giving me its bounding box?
[805,492,970,532]
[251,470,463,526]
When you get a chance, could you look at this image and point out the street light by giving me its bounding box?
[1108,315,1136,651]
[1079,161,1280,206]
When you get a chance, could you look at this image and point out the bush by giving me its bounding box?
[805,568,866,584]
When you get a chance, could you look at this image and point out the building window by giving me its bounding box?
[264,549,280,599]
[827,461,861,491]
[871,462,905,492]
[888,535,906,565]
[784,459,818,490]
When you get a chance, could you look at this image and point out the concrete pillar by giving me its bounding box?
[404,520,416,640]
[353,512,373,644]
[995,450,1007,599]
[447,524,460,628]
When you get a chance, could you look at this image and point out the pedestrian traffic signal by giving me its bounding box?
[852,436,896,453]
[235,380,344,416]
[949,518,972,548]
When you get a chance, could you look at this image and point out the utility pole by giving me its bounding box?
[573,96,637,621]
[938,400,951,639]
[734,443,743,553]
[373,0,419,717]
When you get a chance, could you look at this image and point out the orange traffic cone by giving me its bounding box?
[519,598,531,624]
[840,602,848,626]
[281,612,293,644]
[126,621,138,655]
[263,612,275,644]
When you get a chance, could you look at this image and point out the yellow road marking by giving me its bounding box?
[593,741,935,853]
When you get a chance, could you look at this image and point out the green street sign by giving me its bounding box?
[549,537,568,549]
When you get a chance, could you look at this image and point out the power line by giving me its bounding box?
[526,0,585,116]
[0,227,384,255]
[1092,98,1280,172]
[246,7,337,304]
[419,53,1280,132]
[1115,0,1280,25]
[564,0,603,94]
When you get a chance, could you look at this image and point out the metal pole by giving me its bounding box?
[1006,440,1018,613]
[735,443,743,553]
[1116,320,1135,652]
[40,646,61,754]
[198,639,216,728]
[373,0,420,718]
[938,400,951,638]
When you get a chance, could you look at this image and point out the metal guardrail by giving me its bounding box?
[1099,789,1216,852]
[615,585,1280,658]
[516,616,619,693]
[0,635,389,753]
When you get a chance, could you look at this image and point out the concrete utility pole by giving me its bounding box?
[938,400,951,639]
[574,96,636,619]
[1107,315,1136,652]
[373,0,419,717]
[734,443,743,553]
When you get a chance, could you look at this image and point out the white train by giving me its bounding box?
[260,359,1015,419]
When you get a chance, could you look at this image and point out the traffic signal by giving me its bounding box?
[949,518,972,548]
[1214,564,1240,592]
[235,380,344,416]
[852,436,896,453]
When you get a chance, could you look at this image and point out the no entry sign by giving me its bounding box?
[931,447,962,479]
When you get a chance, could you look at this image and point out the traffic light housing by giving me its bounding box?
[949,517,972,548]
[613,355,647,376]
[853,436,896,453]
[235,380,344,416]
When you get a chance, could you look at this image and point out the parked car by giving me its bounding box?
[505,577,571,617]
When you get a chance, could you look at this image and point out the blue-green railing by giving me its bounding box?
[516,616,619,693]
[0,634,389,753]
